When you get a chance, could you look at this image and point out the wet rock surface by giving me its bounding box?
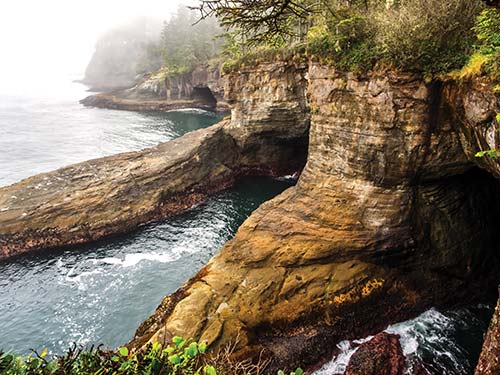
[344,333,406,375]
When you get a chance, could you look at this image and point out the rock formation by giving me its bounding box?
[475,289,500,375]
[129,64,500,372]
[81,65,227,113]
[344,333,406,375]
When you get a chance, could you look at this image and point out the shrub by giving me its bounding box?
[473,8,500,54]
[305,11,378,73]
[473,8,500,81]
[0,337,300,375]
[375,0,484,75]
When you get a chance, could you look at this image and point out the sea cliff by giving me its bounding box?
[1,60,500,374]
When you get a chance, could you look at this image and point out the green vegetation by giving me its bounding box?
[472,8,500,81]
[194,0,500,78]
[0,338,302,375]
[0,338,213,375]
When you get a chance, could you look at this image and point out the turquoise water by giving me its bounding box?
[0,82,220,187]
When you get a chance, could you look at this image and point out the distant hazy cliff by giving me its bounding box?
[83,17,162,91]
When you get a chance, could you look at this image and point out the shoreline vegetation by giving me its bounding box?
[0,338,302,375]
[0,338,301,375]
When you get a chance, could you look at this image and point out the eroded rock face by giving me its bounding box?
[81,65,227,112]
[224,61,310,173]
[344,333,406,375]
[0,124,237,259]
[130,64,500,372]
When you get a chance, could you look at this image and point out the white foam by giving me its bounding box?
[168,108,215,115]
[313,308,474,375]
[314,336,373,375]
[101,252,178,267]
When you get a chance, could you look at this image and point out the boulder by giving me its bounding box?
[344,333,406,375]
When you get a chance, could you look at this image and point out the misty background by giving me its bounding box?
[0,0,195,93]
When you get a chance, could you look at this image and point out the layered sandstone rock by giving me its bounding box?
[224,61,310,172]
[443,78,500,179]
[0,61,309,260]
[130,64,500,372]
[79,94,227,113]
[3,58,500,372]
[0,124,237,259]
[81,64,227,112]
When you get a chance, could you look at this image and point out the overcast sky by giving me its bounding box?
[0,0,194,85]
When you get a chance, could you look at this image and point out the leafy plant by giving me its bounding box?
[475,149,500,158]
[277,368,304,375]
[458,8,500,82]
[473,8,500,55]
[0,338,213,375]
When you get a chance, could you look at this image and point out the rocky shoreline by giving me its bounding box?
[2,60,500,374]
[79,92,232,113]
[0,61,309,260]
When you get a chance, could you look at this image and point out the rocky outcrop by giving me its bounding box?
[81,64,227,112]
[344,333,406,375]
[0,124,235,259]
[79,94,228,113]
[475,290,500,375]
[129,64,500,372]
[442,80,500,375]
[0,61,309,260]
[224,61,310,172]
[4,58,500,372]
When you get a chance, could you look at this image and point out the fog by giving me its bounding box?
[0,0,194,91]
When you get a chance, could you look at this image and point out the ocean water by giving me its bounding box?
[0,81,294,354]
[0,81,220,187]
